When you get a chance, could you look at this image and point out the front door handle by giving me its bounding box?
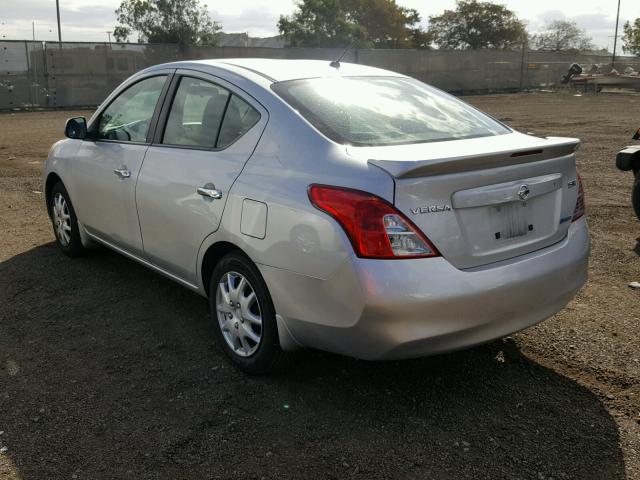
[197,186,223,199]
[113,168,131,179]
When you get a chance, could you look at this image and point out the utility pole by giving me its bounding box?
[612,0,621,70]
[106,31,112,43]
[519,33,527,92]
[55,0,62,43]
[32,21,39,105]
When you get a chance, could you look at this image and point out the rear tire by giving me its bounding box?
[49,181,85,257]
[633,172,640,221]
[209,252,291,374]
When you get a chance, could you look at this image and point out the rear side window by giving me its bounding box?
[217,95,261,149]
[272,76,510,146]
[98,75,166,143]
[162,76,260,149]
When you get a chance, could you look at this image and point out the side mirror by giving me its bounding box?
[65,117,87,140]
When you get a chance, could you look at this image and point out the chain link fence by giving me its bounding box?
[1,40,639,110]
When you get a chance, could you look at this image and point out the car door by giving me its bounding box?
[135,70,267,282]
[71,73,171,256]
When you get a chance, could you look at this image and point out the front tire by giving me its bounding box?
[49,182,85,257]
[209,252,290,374]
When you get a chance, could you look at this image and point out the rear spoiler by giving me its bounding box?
[368,137,580,179]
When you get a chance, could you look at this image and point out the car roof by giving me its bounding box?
[154,58,403,83]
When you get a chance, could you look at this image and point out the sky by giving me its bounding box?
[1,0,639,52]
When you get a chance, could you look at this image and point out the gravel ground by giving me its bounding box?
[0,93,639,479]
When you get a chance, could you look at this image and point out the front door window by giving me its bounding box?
[97,75,166,143]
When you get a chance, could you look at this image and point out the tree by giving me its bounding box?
[113,0,221,46]
[532,20,594,52]
[622,18,640,57]
[427,0,527,50]
[277,0,430,49]
[349,0,429,48]
[278,0,368,48]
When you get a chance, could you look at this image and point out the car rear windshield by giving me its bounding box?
[272,76,510,146]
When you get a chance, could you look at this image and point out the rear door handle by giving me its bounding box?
[113,168,131,179]
[197,186,223,199]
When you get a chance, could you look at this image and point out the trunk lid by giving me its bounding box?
[349,132,581,269]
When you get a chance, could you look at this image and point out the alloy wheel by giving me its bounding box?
[215,271,263,357]
[52,192,72,247]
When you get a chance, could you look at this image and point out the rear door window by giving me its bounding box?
[161,76,261,149]
[162,77,231,148]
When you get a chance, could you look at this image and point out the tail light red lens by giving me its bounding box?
[572,172,585,221]
[308,184,439,259]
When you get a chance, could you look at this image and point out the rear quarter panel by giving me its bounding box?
[197,102,395,290]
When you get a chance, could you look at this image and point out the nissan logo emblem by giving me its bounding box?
[517,184,531,201]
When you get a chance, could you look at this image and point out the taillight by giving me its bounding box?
[308,184,439,259]
[572,172,585,221]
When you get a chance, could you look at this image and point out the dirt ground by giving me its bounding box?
[0,93,638,480]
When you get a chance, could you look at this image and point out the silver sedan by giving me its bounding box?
[44,59,590,373]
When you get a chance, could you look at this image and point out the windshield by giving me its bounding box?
[272,76,510,146]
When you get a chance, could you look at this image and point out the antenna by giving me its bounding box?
[330,42,353,69]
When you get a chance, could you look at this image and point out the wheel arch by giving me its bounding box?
[200,241,247,297]
[44,172,63,217]
[199,240,302,353]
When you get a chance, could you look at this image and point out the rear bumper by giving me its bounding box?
[260,218,590,360]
